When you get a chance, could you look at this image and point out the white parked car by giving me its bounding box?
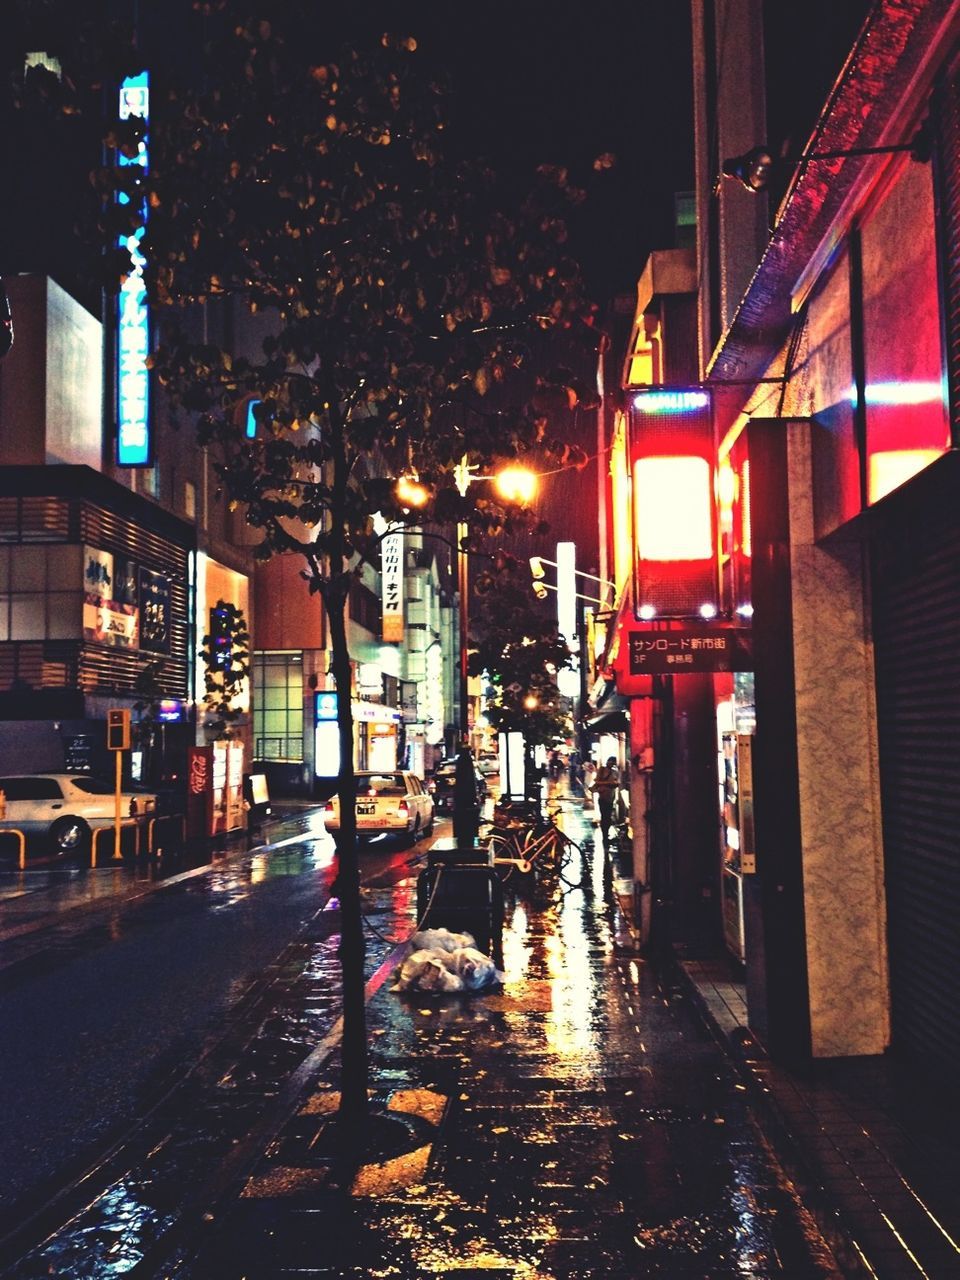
[323,771,434,844]
[0,773,157,857]
[477,752,500,779]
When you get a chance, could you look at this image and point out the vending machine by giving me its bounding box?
[720,729,746,962]
[211,740,246,833]
[718,725,758,963]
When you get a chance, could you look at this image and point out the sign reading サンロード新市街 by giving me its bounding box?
[627,626,753,674]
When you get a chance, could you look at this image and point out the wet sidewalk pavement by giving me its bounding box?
[175,805,841,1280]
[676,956,960,1280]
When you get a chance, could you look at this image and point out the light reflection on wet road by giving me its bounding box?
[0,814,364,1246]
[0,804,839,1279]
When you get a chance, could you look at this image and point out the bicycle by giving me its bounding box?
[483,798,584,893]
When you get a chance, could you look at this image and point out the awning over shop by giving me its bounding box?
[585,707,630,735]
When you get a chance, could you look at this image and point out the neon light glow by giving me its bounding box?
[633,389,709,414]
[610,414,633,593]
[857,378,950,503]
[116,72,151,466]
[869,449,946,504]
[634,456,713,560]
[245,399,261,439]
[494,466,538,505]
[848,380,944,407]
[716,459,738,514]
[741,460,751,558]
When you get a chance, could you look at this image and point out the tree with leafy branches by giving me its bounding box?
[199,600,251,741]
[132,657,166,783]
[469,569,575,776]
[8,2,602,1137]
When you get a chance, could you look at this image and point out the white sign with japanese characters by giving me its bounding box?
[381,531,404,642]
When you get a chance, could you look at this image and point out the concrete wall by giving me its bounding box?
[0,276,102,469]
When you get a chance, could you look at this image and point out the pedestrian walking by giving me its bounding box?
[593,756,620,848]
[581,757,598,823]
[568,750,582,794]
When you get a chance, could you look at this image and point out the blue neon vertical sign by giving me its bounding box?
[116,71,151,466]
[245,399,261,439]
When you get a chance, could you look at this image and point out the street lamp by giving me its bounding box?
[718,122,932,193]
[394,461,538,839]
[395,474,430,509]
[454,460,539,747]
[528,552,618,764]
[452,459,537,843]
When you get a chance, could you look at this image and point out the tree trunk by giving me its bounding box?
[328,590,368,1118]
[326,402,369,1121]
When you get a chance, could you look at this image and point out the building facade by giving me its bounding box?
[600,0,960,1079]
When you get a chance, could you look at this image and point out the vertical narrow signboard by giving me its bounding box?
[116,71,152,466]
[381,530,404,642]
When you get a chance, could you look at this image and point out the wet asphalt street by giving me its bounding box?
[0,832,340,1214]
[0,803,840,1278]
[0,811,418,1271]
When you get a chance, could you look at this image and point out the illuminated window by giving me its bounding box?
[252,651,304,762]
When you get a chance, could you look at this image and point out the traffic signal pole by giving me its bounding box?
[107,709,131,861]
[114,748,123,861]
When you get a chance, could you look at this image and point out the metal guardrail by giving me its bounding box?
[148,814,185,858]
[90,814,188,865]
[91,821,142,865]
[0,815,188,869]
[0,828,27,870]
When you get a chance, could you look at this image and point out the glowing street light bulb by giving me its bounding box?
[396,474,430,508]
[494,466,537,505]
[523,693,539,711]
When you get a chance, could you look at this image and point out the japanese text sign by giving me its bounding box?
[627,627,753,674]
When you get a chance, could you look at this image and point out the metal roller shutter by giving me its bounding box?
[872,484,960,1073]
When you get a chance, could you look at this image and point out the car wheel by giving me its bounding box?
[49,816,91,858]
[423,814,434,837]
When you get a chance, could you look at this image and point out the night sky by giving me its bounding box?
[0,1,696,309]
[302,0,697,305]
[1,1,874,308]
[224,0,870,303]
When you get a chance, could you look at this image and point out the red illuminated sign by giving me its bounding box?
[630,388,718,619]
[186,746,214,838]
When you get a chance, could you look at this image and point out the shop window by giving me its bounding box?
[252,650,304,762]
